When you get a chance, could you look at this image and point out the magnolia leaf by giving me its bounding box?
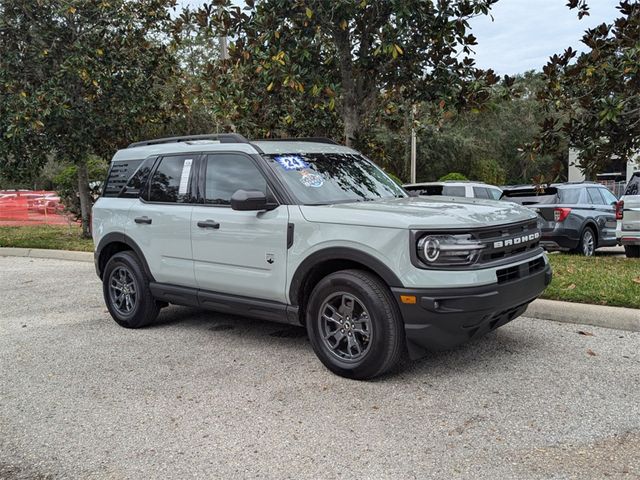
[305,7,313,19]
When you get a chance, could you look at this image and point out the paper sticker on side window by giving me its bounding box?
[274,155,309,171]
[178,159,193,195]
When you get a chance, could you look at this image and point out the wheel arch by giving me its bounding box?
[288,247,403,324]
[96,233,155,282]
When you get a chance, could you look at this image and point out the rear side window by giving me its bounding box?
[473,187,490,199]
[442,186,465,197]
[587,188,605,205]
[487,188,502,200]
[558,188,584,204]
[204,154,267,205]
[102,159,143,197]
[147,155,195,203]
[119,157,156,199]
[625,174,640,196]
[600,188,618,204]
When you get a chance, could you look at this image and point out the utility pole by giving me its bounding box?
[410,105,417,183]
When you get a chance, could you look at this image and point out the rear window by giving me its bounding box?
[102,159,143,197]
[625,173,640,196]
[502,187,559,205]
[405,185,444,196]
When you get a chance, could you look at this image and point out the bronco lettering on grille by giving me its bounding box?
[493,232,540,249]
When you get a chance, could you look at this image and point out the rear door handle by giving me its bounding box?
[197,220,220,229]
[134,216,152,225]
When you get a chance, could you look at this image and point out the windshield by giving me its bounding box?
[264,153,406,204]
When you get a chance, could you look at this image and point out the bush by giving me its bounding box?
[53,157,108,219]
[438,172,468,181]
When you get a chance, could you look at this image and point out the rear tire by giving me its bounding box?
[576,227,596,256]
[103,251,160,328]
[306,269,405,380]
[624,245,640,258]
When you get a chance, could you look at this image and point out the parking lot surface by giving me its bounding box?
[0,256,638,479]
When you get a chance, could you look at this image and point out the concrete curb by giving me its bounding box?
[528,298,639,332]
[0,247,93,263]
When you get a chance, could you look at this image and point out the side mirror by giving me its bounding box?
[231,189,274,211]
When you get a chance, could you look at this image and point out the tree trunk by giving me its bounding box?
[77,161,92,239]
[343,101,360,148]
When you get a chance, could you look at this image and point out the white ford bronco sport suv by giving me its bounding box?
[93,134,551,379]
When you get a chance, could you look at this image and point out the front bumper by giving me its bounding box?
[392,261,552,358]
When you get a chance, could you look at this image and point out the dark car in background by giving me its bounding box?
[501,182,618,256]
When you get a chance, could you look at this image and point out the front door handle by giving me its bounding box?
[134,216,152,225]
[197,220,220,229]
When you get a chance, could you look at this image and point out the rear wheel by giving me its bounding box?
[103,251,160,328]
[576,227,596,256]
[624,245,640,258]
[306,269,405,380]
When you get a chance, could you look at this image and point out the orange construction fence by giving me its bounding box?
[0,190,76,226]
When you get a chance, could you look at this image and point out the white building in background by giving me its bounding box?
[568,148,639,182]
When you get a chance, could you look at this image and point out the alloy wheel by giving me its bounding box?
[318,292,373,362]
[582,230,595,256]
[108,266,137,316]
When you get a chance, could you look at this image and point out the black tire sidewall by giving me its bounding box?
[306,270,403,379]
[103,251,156,328]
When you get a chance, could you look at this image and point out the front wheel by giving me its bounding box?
[624,245,640,258]
[103,251,160,328]
[306,269,405,380]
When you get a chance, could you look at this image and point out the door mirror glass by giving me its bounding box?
[231,189,272,211]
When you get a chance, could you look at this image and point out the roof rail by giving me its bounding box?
[127,133,250,148]
[255,137,339,145]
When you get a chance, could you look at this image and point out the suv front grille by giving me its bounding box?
[476,220,540,264]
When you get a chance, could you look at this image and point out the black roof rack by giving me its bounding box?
[127,133,250,148]
[254,137,339,145]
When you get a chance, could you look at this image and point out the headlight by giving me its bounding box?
[417,234,485,267]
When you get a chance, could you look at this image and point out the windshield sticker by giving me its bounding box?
[300,170,324,188]
[275,155,309,171]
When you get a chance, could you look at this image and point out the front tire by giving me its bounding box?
[306,270,405,380]
[624,245,640,258]
[103,251,160,328]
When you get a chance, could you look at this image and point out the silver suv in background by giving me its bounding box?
[403,181,503,200]
[617,172,640,257]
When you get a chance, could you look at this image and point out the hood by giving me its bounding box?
[299,196,537,230]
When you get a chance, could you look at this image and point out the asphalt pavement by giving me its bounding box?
[0,256,638,479]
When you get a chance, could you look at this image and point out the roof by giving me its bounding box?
[403,181,500,188]
[111,135,356,162]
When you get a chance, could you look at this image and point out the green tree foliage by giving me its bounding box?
[535,1,640,177]
[370,74,559,185]
[0,0,179,236]
[195,0,500,147]
[438,172,468,181]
